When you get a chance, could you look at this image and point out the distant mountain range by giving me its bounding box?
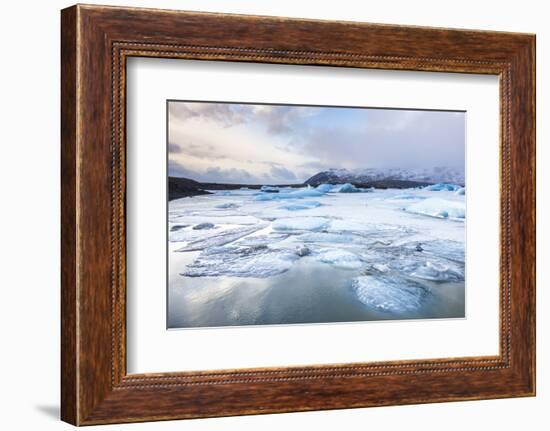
[304,167,464,187]
[169,167,464,200]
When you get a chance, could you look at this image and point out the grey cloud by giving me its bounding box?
[169,101,317,135]
[270,165,297,181]
[169,103,465,184]
[168,138,227,161]
[293,110,465,172]
[254,106,315,135]
[203,167,253,183]
[169,102,250,127]
[168,142,182,154]
[169,160,254,184]
[168,159,196,179]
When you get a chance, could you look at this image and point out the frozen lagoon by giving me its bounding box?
[168,184,465,328]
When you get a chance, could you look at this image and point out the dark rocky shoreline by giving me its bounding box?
[169,176,435,201]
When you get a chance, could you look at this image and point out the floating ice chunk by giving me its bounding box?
[278,201,322,211]
[329,219,404,233]
[260,185,280,192]
[299,232,359,244]
[372,263,390,273]
[234,233,290,247]
[361,240,465,282]
[183,244,299,278]
[328,219,368,232]
[254,188,324,201]
[173,215,260,225]
[417,239,464,263]
[381,239,464,260]
[316,183,334,193]
[171,224,235,243]
[170,227,209,243]
[315,249,363,270]
[272,217,330,232]
[405,198,465,220]
[410,261,464,282]
[352,275,430,313]
[455,187,466,195]
[338,183,361,193]
[170,224,188,232]
[176,224,267,252]
[295,245,311,257]
[193,222,215,230]
[215,202,239,209]
[425,183,461,192]
[391,193,427,200]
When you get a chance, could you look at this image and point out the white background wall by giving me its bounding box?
[0,0,546,429]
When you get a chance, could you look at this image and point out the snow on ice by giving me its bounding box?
[183,244,300,278]
[314,249,364,270]
[405,197,465,220]
[272,217,331,232]
[352,275,431,313]
[175,224,268,252]
[169,183,465,312]
[278,201,322,211]
[425,183,462,192]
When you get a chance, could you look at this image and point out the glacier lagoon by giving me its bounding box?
[167,184,465,328]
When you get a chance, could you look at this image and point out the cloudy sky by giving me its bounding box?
[168,101,465,184]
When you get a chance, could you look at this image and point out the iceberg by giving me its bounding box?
[404,197,465,220]
[352,275,430,313]
[183,244,300,278]
[315,249,363,270]
[295,245,311,257]
[455,187,465,195]
[361,240,465,282]
[278,201,322,211]
[215,202,239,209]
[254,188,324,201]
[330,220,410,235]
[298,232,360,244]
[416,239,464,263]
[175,224,267,252]
[315,183,334,193]
[409,260,464,282]
[272,217,331,232]
[425,183,461,192]
[337,183,361,193]
[234,232,290,247]
[260,185,280,192]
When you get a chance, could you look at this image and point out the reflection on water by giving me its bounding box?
[168,257,465,329]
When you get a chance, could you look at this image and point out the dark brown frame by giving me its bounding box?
[61,4,536,426]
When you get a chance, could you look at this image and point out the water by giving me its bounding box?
[168,254,465,328]
[167,186,465,329]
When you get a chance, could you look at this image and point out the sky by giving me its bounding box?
[168,101,465,185]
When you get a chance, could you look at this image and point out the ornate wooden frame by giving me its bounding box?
[61,4,535,425]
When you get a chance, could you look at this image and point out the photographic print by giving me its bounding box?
[167,101,466,329]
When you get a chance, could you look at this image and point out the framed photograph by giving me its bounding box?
[166,100,467,329]
[61,4,535,425]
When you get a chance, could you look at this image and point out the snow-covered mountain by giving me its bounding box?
[305,167,464,186]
